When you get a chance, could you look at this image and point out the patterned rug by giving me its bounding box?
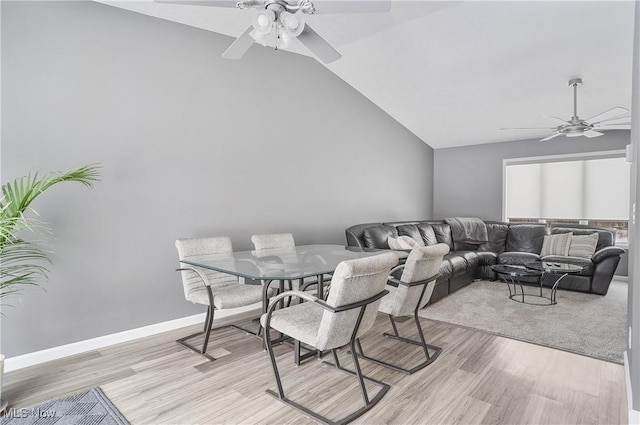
[1,387,129,425]
[419,279,628,363]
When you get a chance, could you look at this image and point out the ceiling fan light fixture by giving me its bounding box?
[249,29,269,46]
[252,9,275,35]
[280,11,305,37]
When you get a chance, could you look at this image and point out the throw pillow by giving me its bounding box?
[568,232,599,258]
[540,232,572,257]
[388,236,420,250]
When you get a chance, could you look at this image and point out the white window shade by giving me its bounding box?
[584,158,630,220]
[540,161,584,219]
[505,156,629,221]
[506,163,541,218]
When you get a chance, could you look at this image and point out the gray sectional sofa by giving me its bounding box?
[345,220,624,304]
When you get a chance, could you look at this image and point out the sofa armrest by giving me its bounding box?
[592,246,625,263]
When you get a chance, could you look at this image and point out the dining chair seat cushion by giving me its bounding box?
[260,302,323,348]
[262,253,398,351]
[189,283,267,309]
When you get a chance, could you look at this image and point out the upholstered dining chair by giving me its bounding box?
[175,236,269,361]
[251,233,296,251]
[251,233,330,297]
[261,252,398,424]
[356,243,449,374]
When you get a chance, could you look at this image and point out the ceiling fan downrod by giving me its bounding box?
[569,77,582,121]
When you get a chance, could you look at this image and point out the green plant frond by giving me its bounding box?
[0,242,49,299]
[0,163,100,302]
[1,163,101,220]
[1,247,50,267]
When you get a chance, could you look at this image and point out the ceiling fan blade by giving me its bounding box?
[586,107,630,125]
[311,0,391,14]
[583,130,604,138]
[500,127,557,130]
[542,115,570,125]
[297,24,341,63]
[155,0,243,7]
[222,26,255,60]
[540,133,562,142]
[594,117,631,126]
[595,125,632,130]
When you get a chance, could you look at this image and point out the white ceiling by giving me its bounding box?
[96,0,635,148]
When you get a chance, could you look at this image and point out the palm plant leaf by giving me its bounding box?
[0,163,100,302]
[0,164,100,230]
[0,239,49,299]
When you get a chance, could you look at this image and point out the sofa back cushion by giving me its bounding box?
[417,223,438,245]
[506,224,547,254]
[362,225,398,249]
[396,224,422,245]
[551,226,614,252]
[540,232,572,256]
[397,223,438,246]
[568,233,599,258]
[478,223,509,253]
[429,223,454,250]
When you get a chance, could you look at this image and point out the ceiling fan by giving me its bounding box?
[154,0,391,63]
[501,77,631,141]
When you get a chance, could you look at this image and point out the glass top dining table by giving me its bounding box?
[180,244,409,281]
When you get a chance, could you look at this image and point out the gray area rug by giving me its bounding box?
[1,387,129,425]
[419,279,627,363]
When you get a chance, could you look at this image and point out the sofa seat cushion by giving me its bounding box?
[457,251,479,268]
[477,251,498,266]
[540,255,595,276]
[439,259,453,279]
[362,225,398,249]
[444,253,468,275]
[498,251,541,266]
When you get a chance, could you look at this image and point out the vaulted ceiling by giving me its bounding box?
[97,0,635,148]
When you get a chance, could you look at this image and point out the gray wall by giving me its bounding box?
[0,1,434,357]
[433,131,631,220]
[627,0,639,413]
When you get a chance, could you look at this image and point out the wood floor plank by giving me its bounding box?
[2,313,627,424]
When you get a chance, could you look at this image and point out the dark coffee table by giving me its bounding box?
[524,261,584,305]
[491,264,544,305]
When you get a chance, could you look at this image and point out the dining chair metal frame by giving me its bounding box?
[175,267,263,361]
[356,272,442,375]
[263,289,390,425]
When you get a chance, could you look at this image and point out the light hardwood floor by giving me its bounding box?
[3,314,627,424]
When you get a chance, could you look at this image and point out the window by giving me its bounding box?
[503,151,630,244]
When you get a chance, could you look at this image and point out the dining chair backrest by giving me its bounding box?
[251,233,295,251]
[315,252,398,351]
[175,237,237,303]
[391,244,450,316]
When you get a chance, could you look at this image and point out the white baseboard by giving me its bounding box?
[4,304,261,372]
[624,351,640,424]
